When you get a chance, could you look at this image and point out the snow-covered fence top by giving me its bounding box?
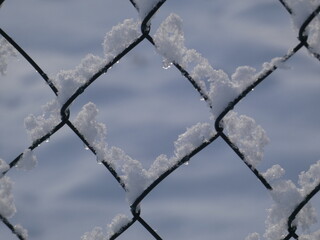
[0,0,320,240]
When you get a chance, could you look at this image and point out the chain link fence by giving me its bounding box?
[1,0,320,239]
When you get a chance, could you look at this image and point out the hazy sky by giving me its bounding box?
[1,1,320,240]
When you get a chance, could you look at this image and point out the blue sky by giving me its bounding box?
[1,0,320,240]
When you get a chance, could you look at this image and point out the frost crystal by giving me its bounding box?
[24,100,61,143]
[0,176,16,218]
[16,149,37,170]
[223,111,269,167]
[0,37,17,75]
[107,214,131,238]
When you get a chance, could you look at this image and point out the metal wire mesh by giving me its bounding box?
[0,0,320,239]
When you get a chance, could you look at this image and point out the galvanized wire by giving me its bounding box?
[0,1,319,239]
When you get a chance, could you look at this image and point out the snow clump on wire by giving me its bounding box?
[247,160,320,240]
[132,0,161,19]
[223,111,269,167]
[0,37,17,75]
[0,163,16,218]
[24,18,141,145]
[288,0,320,55]
[154,14,260,119]
[51,18,140,105]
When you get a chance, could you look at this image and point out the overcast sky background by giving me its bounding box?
[1,0,320,240]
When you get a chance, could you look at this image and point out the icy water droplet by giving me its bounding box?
[162,59,172,69]
[184,161,189,166]
[200,97,205,101]
[45,138,50,143]
[84,144,90,150]
[96,158,103,165]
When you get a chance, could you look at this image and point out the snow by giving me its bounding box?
[107,214,131,238]
[300,230,320,240]
[132,0,160,19]
[265,178,317,240]
[73,101,219,203]
[154,14,259,119]
[263,164,285,182]
[51,18,140,105]
[7,3,319,239]
[74,102,108,163]
[0,37,17,75]
[0,176,16,218]
[80,214,130,240]
[250,161,320,240]
[120,122,217,202]
[286,0,320,54]
[173,122,216,159]
[231,66,258,92]
[14,224,28,240]
[121,158,149,203]
[153,14,186,65]
[24,100,61,143]
[16,149,38,171]
[206,66,256,117]
[298,160,320,196]
[285,0,320,27]
[74,103,148,202]
[54,54,105,105]
[223,111,269,167]
[24,18,142,145]
[262,56,290,70]
[81,227,106,240]
[0,158,9,176]
[103,19,140,62]
[245,232,260,240]
[147,154,173,180]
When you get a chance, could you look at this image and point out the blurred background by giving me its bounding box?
[0,0,320,239]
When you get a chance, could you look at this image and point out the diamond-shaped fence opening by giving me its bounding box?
[1,0,320,240]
